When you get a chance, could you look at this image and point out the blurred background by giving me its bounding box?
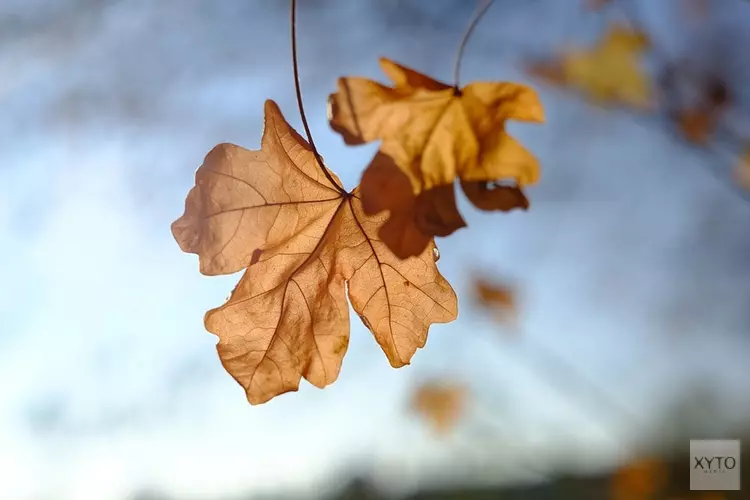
[1,1,749,499]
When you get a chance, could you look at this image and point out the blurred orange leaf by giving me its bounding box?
[673,76,731,146]
[610,457,667,500]
[473,276,518,327]
[411,380,468,436]
[678,110,714,145]
[172,100,458,404]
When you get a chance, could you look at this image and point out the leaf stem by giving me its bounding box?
[453,0,496,90]
[290,0,347,194]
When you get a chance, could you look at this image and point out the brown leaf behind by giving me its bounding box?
[360,152,466,259]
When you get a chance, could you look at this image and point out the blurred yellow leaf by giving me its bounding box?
[610,457,667,500]
[524,23,652,110]
[562,23,653,109]
[410,380,467,436]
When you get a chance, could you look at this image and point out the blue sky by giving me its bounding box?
[2,1,750,499]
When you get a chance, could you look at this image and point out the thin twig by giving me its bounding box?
[453,0,496,89]
[290,0,347,194]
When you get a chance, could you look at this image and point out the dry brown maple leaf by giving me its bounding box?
[172,100,458,405]
[410,380,467,436]
[328,58,542,256]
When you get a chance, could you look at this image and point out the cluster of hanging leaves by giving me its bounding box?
[525,0,750,192]
[172,31,545,402]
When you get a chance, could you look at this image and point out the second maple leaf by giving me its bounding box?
[328,58,545,257]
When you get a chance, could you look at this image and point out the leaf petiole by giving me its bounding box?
[453,0,496,89]
[290,0,348,195]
